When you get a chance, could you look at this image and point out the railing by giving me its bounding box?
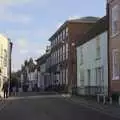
[77,86,108,96]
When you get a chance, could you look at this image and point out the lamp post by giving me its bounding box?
[9,42,13,96]
[68,42,76,94]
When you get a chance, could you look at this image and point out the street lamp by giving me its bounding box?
[9,41,13,96]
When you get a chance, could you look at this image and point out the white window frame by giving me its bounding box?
[80,46,83,65]
[66,27,68,37]
[96,36,101,59]
[66,43,68,59]
[111,4,120,37]
[112,49,120,80]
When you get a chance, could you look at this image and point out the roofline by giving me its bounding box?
[36,53,48,62]
[48,19,98,42]
[76,16,107,47]
[48,21,68,41]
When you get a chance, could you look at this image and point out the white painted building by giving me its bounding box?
[36,54,50,90]
[28,69,37,91]
[0,35,12,97]
[76,16,108,96]
[38,64,45,90]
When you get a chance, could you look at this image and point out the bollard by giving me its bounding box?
[109,97,112,104]
[103,95,106,104]
[118,96,120,105]
[97,94,100,103]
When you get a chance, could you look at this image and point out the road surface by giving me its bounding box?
[0,95,119,120]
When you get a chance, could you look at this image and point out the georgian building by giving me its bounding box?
[20,58,37,91]
[76,16,108,96]
[107,0,120,94]
[36,53,49,90]
[0,34,12,97]
[47,17,99,93]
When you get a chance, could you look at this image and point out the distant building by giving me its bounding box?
[76,16,108,96]
[0,34,12,97]
[47,17,99,93]
[36,53,50,90]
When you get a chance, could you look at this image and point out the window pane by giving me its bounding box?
[112,49,120,80]
[66,43,68,59]
[96,36,100,58]
[111,4,120,36]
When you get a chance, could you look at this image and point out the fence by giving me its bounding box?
[77,86,108,96]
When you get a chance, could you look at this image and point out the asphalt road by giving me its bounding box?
[0,95,119,120]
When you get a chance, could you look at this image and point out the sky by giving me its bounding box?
[0,0,106,72]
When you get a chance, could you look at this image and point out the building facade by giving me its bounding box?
[28,67,37,91]
[47,17,99,93]
[76,16,108,96]
[20,58,36,91]
[0,35,12,97]
[107,0,120,94]
[36,53,50,90]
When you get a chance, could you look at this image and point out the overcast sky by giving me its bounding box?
[0,0,106,71]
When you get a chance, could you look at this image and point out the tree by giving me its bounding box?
[11,70,21,87]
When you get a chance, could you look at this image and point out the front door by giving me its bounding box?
[96,67,104,93]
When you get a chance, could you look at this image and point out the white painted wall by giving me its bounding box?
[77,31,108,95]
[37,63,46,90]
[0,35,10,97]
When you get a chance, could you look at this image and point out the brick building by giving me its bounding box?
[47,17,99,93]
[107,0,120,95]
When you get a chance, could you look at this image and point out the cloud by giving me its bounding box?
[12,39,49,71]
[10,28,51,71]
[19,49,29,54]
[0,8,32,23]
[0,1,32,24]
[68,15,80,20]
[0,0,33,5]
[17,39,28,48]
[13,37,49,58]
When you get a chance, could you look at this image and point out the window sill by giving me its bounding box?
[96,57,101,60]
[110,32,120,39]
[80,63,83,65]
[112,76,120,80]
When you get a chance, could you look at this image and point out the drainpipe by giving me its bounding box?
[107,2,111,99]
[9,42,13,96]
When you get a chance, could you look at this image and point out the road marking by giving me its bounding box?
[7,95,69,100]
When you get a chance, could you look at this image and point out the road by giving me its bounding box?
[0,94,119,120]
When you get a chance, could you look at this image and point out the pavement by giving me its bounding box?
[67,95,120,119]
[0,93,119,120]
[0,97,10,111]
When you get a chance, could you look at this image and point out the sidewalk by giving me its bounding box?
[68,95,120,119]
[0,97,11,111]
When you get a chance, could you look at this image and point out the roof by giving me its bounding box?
[68,16,99,23]
[48,16,99,42]
[36,54,49,65]
[76,16,107,47]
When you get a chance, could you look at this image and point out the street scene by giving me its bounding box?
[1,0,120,120]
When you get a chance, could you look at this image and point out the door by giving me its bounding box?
[96,67,104,93]
[87,69,91,95]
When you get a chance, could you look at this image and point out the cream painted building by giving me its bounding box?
[76,16,108,96]
[0,34,12,97]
